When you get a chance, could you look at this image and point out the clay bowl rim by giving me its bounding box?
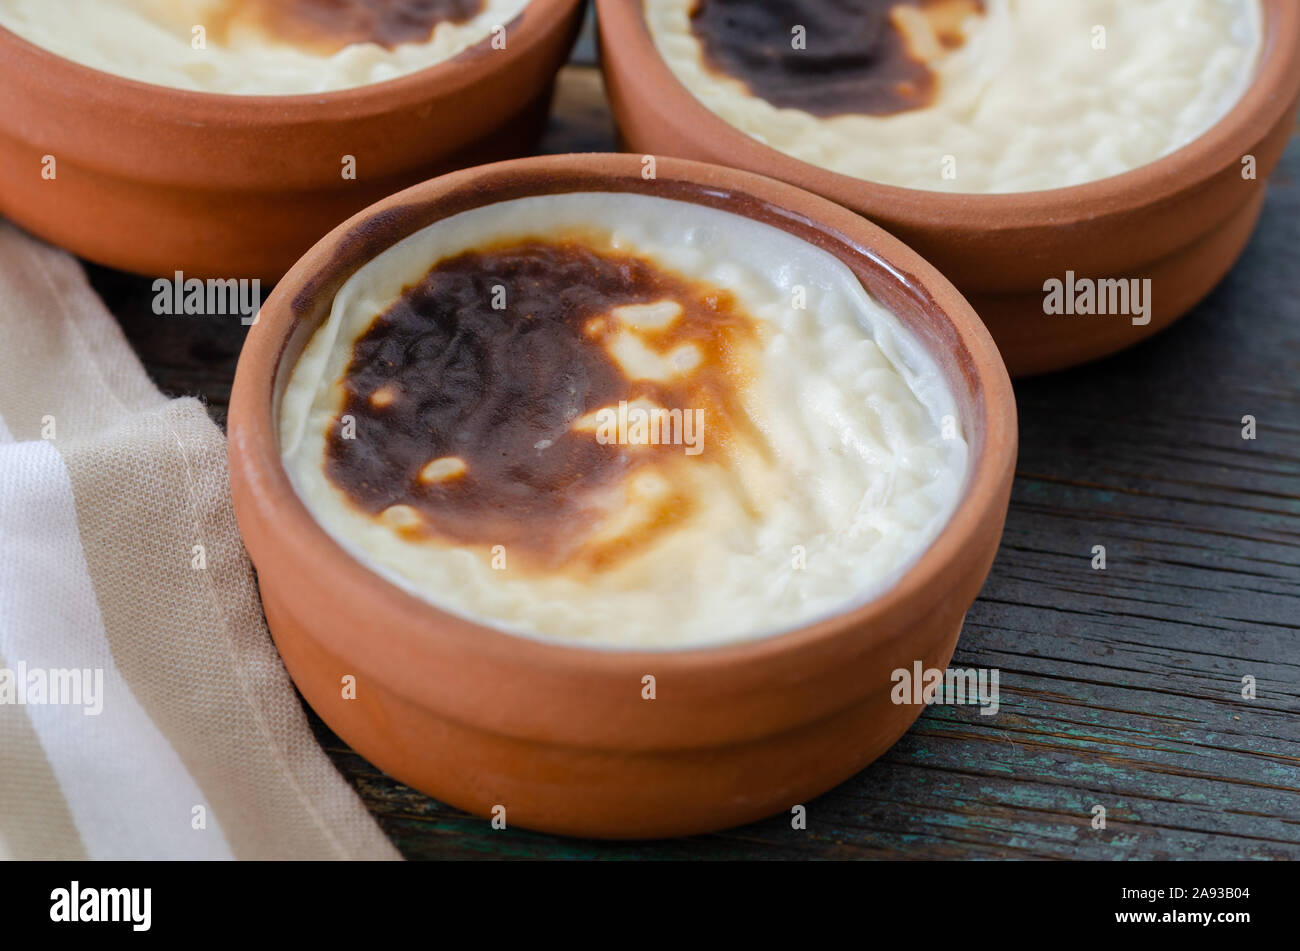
[0,0,581,124]
[596,0,1300,231]
[228,152,1017,681]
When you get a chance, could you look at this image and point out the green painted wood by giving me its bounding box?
[91,51,1300,859]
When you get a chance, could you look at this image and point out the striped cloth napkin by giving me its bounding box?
[0,223,398,860]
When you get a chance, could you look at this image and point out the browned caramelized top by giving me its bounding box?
[215,0,484,54]
[323,236,765,575]
[689,0,983,117]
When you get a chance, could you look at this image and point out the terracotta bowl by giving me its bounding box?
[227,153,1017,839]
[597,0,1300,377]
[0,0,586,282]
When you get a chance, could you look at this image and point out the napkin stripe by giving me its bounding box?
[0,647,87,860]
[0,223,398,861]
[0,424,235,860]
[59,404,370,860]
[0,414,87,859]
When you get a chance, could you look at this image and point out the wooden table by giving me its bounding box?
[91,47,1300,859]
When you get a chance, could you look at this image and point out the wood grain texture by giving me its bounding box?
[91,45,1300,859]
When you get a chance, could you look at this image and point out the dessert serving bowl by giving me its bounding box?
[227,153,1017,839]
[597,0,1300,376]
[0,0,586,281]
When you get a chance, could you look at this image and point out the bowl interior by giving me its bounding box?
[250,156,1012,662]
[0,0,580,114]
[272,173,989,475]
[601,0,1300,217]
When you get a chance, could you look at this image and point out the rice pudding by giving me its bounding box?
[280,192,968,648]
[0,0,531,95]
[646,0,1264,193]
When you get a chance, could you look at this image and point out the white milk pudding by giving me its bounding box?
[0,0,531,95]
[647,0,1264,193]
[279,192,968,648]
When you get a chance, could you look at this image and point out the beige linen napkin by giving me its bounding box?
[0,223,399,860]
